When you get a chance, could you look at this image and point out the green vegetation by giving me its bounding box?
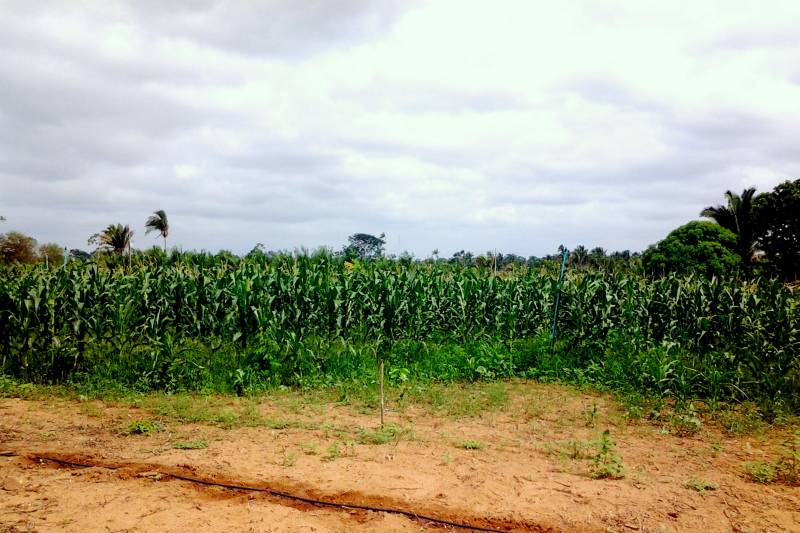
[356,424,414,445]
[457,439,486,450]
[589,430,625,479]
[684,477,719,493]
[642,221,741,278]
[124,419,162,435]
[0,253,797,415]
[1,180,799,418]
[173,439,208,450]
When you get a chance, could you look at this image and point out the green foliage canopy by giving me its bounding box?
[643,221,741,278]
[755,179,800,280]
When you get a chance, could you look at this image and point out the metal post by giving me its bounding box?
[550,247,569,351]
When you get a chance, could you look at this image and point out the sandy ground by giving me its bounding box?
[1,382,798,532]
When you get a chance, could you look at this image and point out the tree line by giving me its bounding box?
[1,178,798,280]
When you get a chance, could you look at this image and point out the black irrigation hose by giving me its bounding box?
[11,452,509,533]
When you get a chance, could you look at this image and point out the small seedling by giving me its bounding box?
[173,439,208,450]
[300,442,318,455]
[590,430,624,479]
[684,477,719,493]
[441,452,452,466]
[584,402,598,428]
[458,439,485,450]
[325,442,342,461]
[281,452,298,467]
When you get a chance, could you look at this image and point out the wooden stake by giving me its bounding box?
[379,358,385,428]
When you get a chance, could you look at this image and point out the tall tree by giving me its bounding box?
[92,224,133,255]
[701,187,759,264]
[754,179,800,280]
[0,231,38,264]
[643,221,741,278]
[145,209,169,252]
[344,233,385,260]
[570,245,589,267]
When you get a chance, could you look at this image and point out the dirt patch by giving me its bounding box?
[1,384,799,532]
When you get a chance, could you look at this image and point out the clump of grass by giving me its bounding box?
[300,442,318,455]
[671,405,703,437]
[589,430,624,479]
[281,452,297,467]
[457,439,486,450]
[544,439,593,460]
[684,477,719,493]
[742,431,800,486]
[325,442,342,461]
[356,424,415,445]
[584,402,599,428]
[173,439,208,450]
[715,403,765,436]
[743,461,777,484]
[124,419,162,435]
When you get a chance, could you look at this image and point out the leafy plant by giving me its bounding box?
[458,439,485,450]
[590,430,625,479]
[124,419,162,435]
[684,477,719,493]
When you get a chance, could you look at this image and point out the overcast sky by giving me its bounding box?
[1,0,799,257]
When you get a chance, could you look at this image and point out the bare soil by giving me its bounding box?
[1,382,798,532]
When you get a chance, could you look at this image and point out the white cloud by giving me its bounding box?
[1,0,798,256]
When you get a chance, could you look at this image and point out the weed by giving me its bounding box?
[458,439,485,450]
[124,419,162,435]
[544,439,593,460]
[356,424,414,445]
[325,442,342,461]
[173,439,208,450]
[79,402,104,418]
[716,403,765,436]
[776,430,800,485]
[300,442,318,455]
[584,402,599,428]
[441,452,452,466]
[589,429,624,479]
[684,477,719,493]
[743,461,776,483]
[281,452,298,467]
[671,405,702,437]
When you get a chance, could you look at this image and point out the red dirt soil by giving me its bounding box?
[1,383,798,532]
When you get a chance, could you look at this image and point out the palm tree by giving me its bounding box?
[701,188,758,263]
[96,224,133,255]
[570,245,589,267]
[145,210,169,252]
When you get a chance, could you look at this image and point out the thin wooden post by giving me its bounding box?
[379,358,385,428]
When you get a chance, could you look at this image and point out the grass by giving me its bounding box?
[684,477,719,493]
[544,439,594,460]
[743,461,777,484]
[123,419,162,435]
[325,442,342,461]
[356,424,415,445]
[457,439,486,450]
[173,439,208,450]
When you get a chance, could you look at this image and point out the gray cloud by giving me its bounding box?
[1,1,799,257]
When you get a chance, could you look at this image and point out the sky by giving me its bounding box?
[1,0,799,258]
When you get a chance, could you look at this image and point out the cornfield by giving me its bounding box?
[1,254,798,409]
